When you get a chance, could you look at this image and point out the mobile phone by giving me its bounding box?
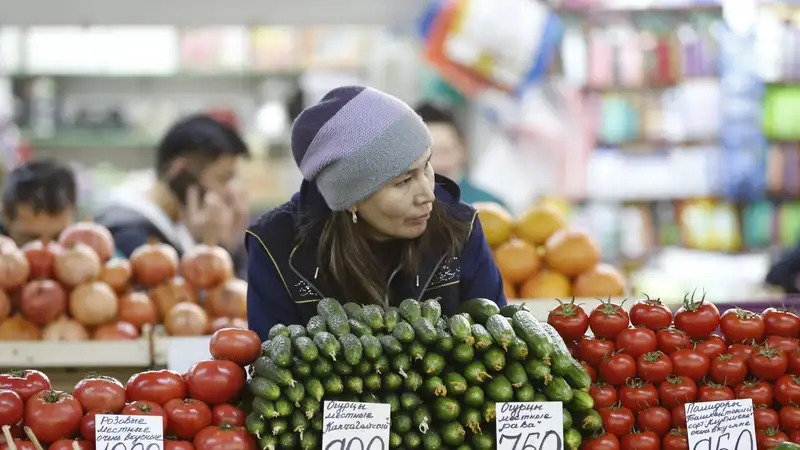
[168,170,205,205]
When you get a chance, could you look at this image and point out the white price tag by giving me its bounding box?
[322,401,390,450]
[685,399,756,450]
[166,336,212,373]
[95,414,164,450]
[496,402,564,450]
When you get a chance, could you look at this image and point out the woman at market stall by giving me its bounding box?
[245,86,506,341]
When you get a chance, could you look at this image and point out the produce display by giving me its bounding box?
[0,222,247,341]
[250,297,597,449]
[0,327,261,449]
[474,201,627,300]
[546,292,800,450]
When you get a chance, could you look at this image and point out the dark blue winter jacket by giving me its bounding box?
[245,175,506,342]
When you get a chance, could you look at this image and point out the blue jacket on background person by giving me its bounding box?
[244,86,506,342]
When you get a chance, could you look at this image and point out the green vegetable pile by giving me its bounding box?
[243,297,601,450]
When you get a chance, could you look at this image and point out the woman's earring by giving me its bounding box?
[351,210,358,224]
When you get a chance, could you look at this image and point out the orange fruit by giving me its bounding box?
[519,270,572,299]
[494,238,540,284]
[543,229,601,277]
[474,202,513,246]
[502,278,517,299]
[515,203,567,246]
[573,263,626,297]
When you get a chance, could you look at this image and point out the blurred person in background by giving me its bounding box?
[414,102,507,207]
[94,114,250,277]
[766,250,800,294]
[246,86,505,340]
[0,159,77,246]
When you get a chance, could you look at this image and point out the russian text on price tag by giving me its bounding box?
[322,401,390,450]
[685,398,756,450]
[95,414,164,450]
[496,402,564,450]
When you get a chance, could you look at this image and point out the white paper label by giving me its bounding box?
[166,336,212,373]
[95,414,164,450]
[322,401,390,450]
[685,399,756,450]
[496,402,564,450]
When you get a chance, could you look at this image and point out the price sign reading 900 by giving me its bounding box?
[496,402,564,450]
[322,401,390,450]
[685,399,756,450]
[95,415,163,450]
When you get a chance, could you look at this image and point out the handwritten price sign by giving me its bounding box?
[685,399,756,450]
[496,402,563,450]
[95,414,163,450]
[322,401,390,450]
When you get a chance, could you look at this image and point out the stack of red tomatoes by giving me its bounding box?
[548,293,800,450]
[0,328,261,450]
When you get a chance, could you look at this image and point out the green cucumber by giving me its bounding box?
[389,432,401,448]
[464,360,492,384]
[509,336,530,360]
[305,378,324,401]
[392,413,412,433]
[515,383,535,401]
[544,376,574,403]
[541,323,591,390]
[576,409,602,433]
[260,340,272,357]
[404,370,423,392]
[565,428,582,450]
[398,298,422,322]
[444,372,468,396]
[253,357,296,387]
[392,321,415,344]
[407,340,427,361]
[284,382,305,405]
[318,298,351,337]
[306,315,327,337]
[299,429,319,450]
[422,352,446,376]
[463,386,484,407]
[384,307,400,332]
[323,374,344,394]
[481,402,496,422]
[482,346,506,372]
[436,329,454,353]
[338,333,363,366]
[433,397,460,421]
[245,412,266,438]
[258,436,277,450]
[504,361,529,388]
[277,431,296,449]
[777,444,800,450]
[421,430,442,450]
[275,398,292,416]
[270,335,292,368]
[410,317,438,345]
[400,392,422,410]
[486,374,514,402]
[360,304,385,330]
[252,397,279,418]
[343,302,363,320]
[379,334,403,355]
[421,298,442,324]
[512,310,554,362]
[267,324,289,339]
[392,353,412,374]
[524,359,553,385]
[563,408,573,429]
[440,422,466,446]
[313,331,341,361]
[348,319,373,337]
[249,376,281,401]
[359,334,382,361]
[374,356,390,374]
[345,376,363,394]
[460,298,501,324]
[333,360,353,376]
[569,389,595,412]
[312,357,333,378]
[291,357,312,378]
[499,303,529,318]
[486,314,515,350]
[422,376,448,397]
[364,373,381,391]
[448,315,474,345]
[472,433,494,450]
[287,324,306,339]
[471,324,494,350]
[383,373,402,391]
[293,336,319,363]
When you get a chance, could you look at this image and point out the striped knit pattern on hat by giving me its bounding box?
[291,86,432,211]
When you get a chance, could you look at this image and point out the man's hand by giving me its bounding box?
[221,179,250,250]
[185,185,234,247]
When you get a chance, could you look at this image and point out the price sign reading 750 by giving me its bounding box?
[496,402,564,450]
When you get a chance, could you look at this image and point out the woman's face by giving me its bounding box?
[356,150,436,240]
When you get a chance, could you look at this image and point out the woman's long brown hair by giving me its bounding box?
[314,201,471,306]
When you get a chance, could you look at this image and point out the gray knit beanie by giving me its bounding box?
[291,86,432,211]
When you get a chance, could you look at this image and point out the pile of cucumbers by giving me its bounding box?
[244,297,601,450]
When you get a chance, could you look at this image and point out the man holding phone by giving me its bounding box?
[95,114,250,277]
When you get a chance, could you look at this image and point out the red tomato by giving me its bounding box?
[48,439,92,450]
[599,353,637,386]
[775,374,800,406]
[670,349,710,382]
[186,360,246,406]
[209,328,262,366]
[767,336,800,355]
[735,379,774,407]
[697,382,735,402]
[694,335,727,361]
[781,405,800,432]
[616,327,658,359]
[211,404,245,427]
[599,405,635,438]
[763,307,800,338]
[791,349,800,375]
[24,390,83,443]
[671,405,686,428]
[748,344,789,382]
[548,298,590,341]
[719,308,765,344]
[122,401,168,432]
[662,429,689,450]
[589,383,618,409]
[728,342,757,359]
[0,390,23,426]
[656,328,691,356]
[0,371,51,402]
[164,398,213,440]
[580,361,597,383]
[755,406,780,430]
[709,353,748,386]
[637,351,673,384]
[0,441,36,450]
[73,375,125,413]
[165,440,195,450]
[80,409,113,441]
[578,337,616,368]
[757,428,788,449]
[629,295,672,331]
[636,406,671,437]
[193,424,254,450]
[588,299,630,340]
[580,431,621,450]
[619,379,659,414]
[673,292,720,339]
[792,430,800,445]
[126,370,187,406]
[620,430,660,450]
[658,376,697,410]
[567,339,580,357]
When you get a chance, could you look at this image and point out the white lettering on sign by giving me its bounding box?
[322,401,390,450]
[95,414,164,450]
[496,402,564,450]
[685,399,756,450]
